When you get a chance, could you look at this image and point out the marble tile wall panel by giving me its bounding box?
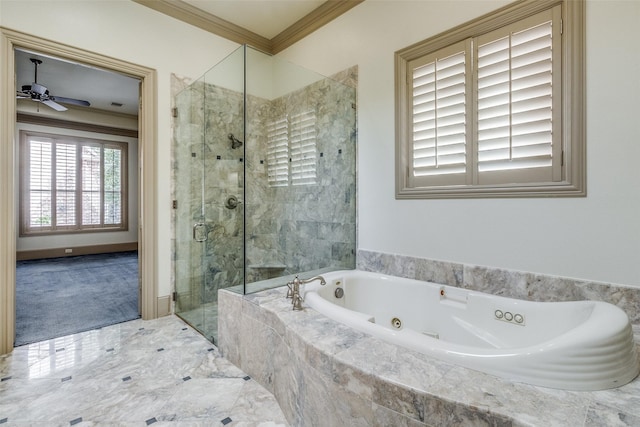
[245,66,358,284]
[357,249,640,323]
[201,84,245,301]
[357,249,463,287]
[218,286,640,427]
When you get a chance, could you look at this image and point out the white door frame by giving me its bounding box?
[0,27,158,354]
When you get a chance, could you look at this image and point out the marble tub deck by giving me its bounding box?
[0,315,288,426]
[220,286,640,427]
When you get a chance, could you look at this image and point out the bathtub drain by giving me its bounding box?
[391,317,402,329]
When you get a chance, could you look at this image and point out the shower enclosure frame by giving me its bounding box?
[172,45,357,343]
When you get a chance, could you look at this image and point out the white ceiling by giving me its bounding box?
[15,48,141,116]
[183,0,325,39]
[14,1,330,118]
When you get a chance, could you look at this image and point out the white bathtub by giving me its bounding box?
[302,270,640,391]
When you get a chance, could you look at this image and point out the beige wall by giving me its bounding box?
[278,0,640,287]
[1,0,241,296]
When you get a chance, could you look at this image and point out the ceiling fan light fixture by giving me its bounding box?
[16,58,90,112]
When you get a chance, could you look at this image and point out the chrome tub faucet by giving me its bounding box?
[286,275,326,310]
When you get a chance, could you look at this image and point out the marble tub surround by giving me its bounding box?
[357,249,640,323]
[0,315,288,426]
[219,286,640,427]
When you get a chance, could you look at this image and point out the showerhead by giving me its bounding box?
[228,133,243,149]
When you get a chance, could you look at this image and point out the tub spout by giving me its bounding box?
[286,275,326,310]
[299,275,327,286]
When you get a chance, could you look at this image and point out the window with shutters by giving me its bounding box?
[20,131,128,235]
[395,0,585,198]
[267,117,289,187]
[267,110,317,187]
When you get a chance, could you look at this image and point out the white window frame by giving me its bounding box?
[395,0,585,198]
[19,130,128,236]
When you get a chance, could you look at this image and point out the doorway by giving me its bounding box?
[0,28,158,354]
[13,48,142,345]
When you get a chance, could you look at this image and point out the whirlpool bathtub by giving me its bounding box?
[302,270,640,391]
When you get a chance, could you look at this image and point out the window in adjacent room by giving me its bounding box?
[395,0,584,198]
[20,131,128,235]
[267,110,318,187]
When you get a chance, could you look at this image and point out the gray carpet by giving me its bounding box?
[15,251,139,347]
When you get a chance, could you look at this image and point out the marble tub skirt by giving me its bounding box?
[218,286,640,427]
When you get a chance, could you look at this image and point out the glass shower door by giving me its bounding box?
[173,79,209,340]
[174,47,245,343]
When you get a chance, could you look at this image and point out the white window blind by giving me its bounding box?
[21,131,127,235]
[82,145,101,225]
[477,20,553,175]
[290,110,317,186]
[28,139,52,227]
[55,143,77,226]
[412,49,467,178]
[104,147,123,225]
[267,110,317,187]
[267,117,289,187]
[410,16,556,184]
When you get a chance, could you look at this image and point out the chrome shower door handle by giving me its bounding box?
[193,222,207,242]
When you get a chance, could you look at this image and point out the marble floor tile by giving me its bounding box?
[0,316,288,426]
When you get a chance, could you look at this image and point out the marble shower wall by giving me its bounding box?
[201,84,246,301]
[245,66,358,283]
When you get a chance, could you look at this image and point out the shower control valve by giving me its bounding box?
[225,195,240,209]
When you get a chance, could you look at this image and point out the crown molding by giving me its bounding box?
[132,0,272,52]
[271,0,363,53]
[132,0,364,55]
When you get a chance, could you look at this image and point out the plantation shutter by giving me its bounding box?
[21,131,127,235]
[476,7,561,184]
[82,145,101,225]
[267,117,289,187]
[290,110,317,186]
[54,142,77,227]
[409,40,471,187]
[104,146,123,225]
[396,1,581,198]
[27,138,53,229]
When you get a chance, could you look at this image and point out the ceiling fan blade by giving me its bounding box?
[42,99,68,112]
[31,82,47,96]
[16,91,31,99]
[50,96,91,107]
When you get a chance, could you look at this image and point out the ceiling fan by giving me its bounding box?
[16,58,91,112]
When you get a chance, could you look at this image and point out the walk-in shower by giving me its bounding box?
[173,45,357,342]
